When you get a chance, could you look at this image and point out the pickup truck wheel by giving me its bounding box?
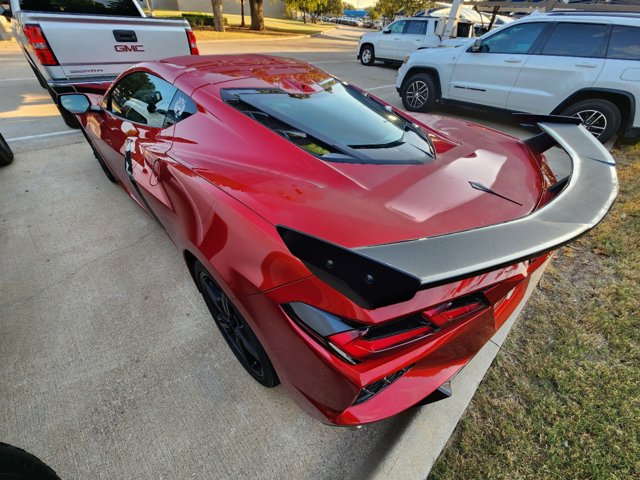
[560,99,621,144]
[402,73,438,112]
[79,129,117,183]
[360,45,375,66]
[56,104,80,129]
[0,132,14,167]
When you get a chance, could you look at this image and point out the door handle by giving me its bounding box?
[113,30,137,42]
[504,58,522,64]
[576,63,597,68]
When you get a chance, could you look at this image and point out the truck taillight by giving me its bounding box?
[23,24,58,66]
[186,30,199,55]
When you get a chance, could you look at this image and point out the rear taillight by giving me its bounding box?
[186,30,199,55]
[285,296,489,364]
[23,24,58,66]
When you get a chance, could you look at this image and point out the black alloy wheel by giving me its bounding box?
[401,73,438,112]
[194,261,279,388]
[560,99,621,144]
[360,45,376,66]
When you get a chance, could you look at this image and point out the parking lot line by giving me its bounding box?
[367,84,396,91]
[0,77,37,82]
[6,130,77,142]
[311,60,355,65]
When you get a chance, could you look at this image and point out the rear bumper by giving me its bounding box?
[239,255,549,426]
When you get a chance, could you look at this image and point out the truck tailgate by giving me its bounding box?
[33,14,191,78]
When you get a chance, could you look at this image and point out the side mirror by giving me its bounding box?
[471,38,483,52]
[382,27,390,34]
[59,94,91,114]
[0,5,12,19]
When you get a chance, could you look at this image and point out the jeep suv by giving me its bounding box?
[396,12,640,143]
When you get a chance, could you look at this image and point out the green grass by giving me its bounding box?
[150,10,334,38]
[429,140,640,480]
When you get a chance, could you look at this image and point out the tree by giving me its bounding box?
[211,0,225,32]
[249,0,265,30]
[239,0,246,27]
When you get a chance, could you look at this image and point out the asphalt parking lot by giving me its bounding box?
[1,26,557,479]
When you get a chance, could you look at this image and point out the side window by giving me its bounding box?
[405,21,427,36]
[480,22,546,54]
[607,25,640,61]
[164,90,198,127]
[388,20,406,34]
[540,23,610,58]
[109,72,178,128]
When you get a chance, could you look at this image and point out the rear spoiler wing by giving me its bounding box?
[278,119,618,309]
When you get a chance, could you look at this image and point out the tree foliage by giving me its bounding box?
[370,0,434,19]
[286,0,343,24]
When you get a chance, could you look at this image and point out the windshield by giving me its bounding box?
[241,83,405,148]
[18,0,141,16]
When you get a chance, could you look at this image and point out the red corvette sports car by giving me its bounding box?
[60,55,617,426]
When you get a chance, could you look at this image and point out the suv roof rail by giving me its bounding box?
[548,11,640,19]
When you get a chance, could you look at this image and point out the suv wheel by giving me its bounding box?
[560,99,621,144]
[360,45,375,66]
[401,73,438,112]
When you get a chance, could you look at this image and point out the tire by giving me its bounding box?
[27,61,48,90]
[0,132,14,167]
[360,45,375,66]
[401,73,438,112]
[559,99,621,144]
[56,103,80,129]
[79,129,117,183]
[0,442,61,480]
[194,261,280,388]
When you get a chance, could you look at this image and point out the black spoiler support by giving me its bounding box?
[278,121,618,309]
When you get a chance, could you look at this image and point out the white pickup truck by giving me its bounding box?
[0,0,198,126]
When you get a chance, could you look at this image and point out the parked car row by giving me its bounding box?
[327,16,364,27]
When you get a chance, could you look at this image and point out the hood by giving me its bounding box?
[172,97,543,249]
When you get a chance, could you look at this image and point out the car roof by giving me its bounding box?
[155,54,334,96]
[516,11,640,25]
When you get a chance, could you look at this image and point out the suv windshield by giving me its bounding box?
[224,82,436,165]
[18,0,141,16]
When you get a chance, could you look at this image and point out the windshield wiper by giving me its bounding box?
[349,138,404,149]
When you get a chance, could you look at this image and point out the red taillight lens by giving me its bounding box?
[422,297,488,328]
[23,24,58,66]
[328,324,435,361]
[186,30,199,55]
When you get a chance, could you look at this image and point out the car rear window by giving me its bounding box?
[607,25,640,61]
[540,23,610,58]
[18,0,141,16]
[223,82,436,165]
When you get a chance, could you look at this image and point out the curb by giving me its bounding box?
[196,26,338,44]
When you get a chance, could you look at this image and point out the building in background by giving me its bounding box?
[152,0,287,19]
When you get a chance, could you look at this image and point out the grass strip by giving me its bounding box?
[430,140,640,480]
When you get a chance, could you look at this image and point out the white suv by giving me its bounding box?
[357,16,472,66]
[396,12,640,143]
